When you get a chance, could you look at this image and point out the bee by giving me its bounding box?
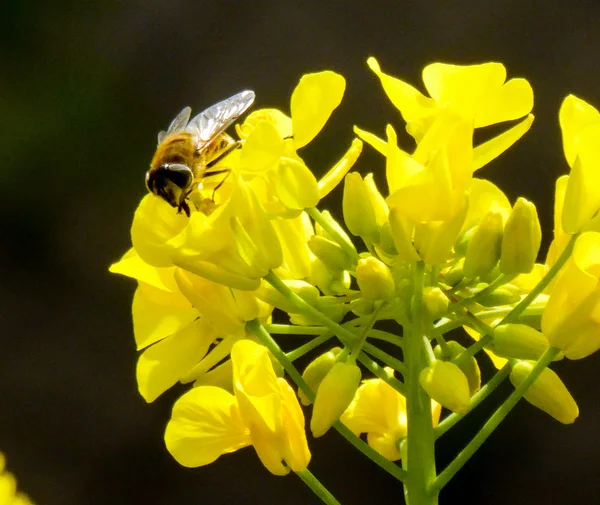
[145,90,255,217]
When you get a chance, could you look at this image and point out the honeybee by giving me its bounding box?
[146,90,255,216]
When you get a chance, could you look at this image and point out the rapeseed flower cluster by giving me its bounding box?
[111,58,600,504]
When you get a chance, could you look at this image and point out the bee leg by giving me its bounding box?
[211,169,231,201]
[177,199,191,217]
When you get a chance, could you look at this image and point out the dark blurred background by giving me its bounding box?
[2,1,600,504]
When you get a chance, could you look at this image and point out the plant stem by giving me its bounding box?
[432,346,560,493]
[295,469,342,505]
[404,262,439,505]
[264,271,358,346]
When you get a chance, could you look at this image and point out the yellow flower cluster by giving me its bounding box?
[111,56,600,489]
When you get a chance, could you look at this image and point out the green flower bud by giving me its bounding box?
[356,256,396,301]
[255,279,319,313]
[378,220,398,256]
[311,361,362,437]
[500,197,541,274]
[443,258,465,287]
[419,360,471,415]
[363,173,389,232]
[454,226,477,257]
[309,257,351,296]
[308,235,353,271]
[423,287,450,320]
[477,283,521,307]
[510,361,579,424]
[343,172,379,243]
[434,341,481,395]
[314,211,356,257]
[463,211,504,279]
[299,347,342,406]
[491,324,553,361]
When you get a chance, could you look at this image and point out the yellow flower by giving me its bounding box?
[0,453,35,505]
[131,174,282,290]
[237,71,350,215]
[341,368,441,461]
[542,231,600,359]
[110,249,272,402]
[558,95,600,233]
[165,340,310,475]
[367,57,534,170]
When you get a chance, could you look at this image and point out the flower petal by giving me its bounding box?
[472,114,534,171]
[240,120,284,173]
[367,57,435,122]
[559,94,600,166]
[291,71,345,149]
[137,318,217,402]
[164,386,250,468]
[476,78,533,127]
[132,283,197,350]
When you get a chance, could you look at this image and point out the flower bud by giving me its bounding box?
[308,235,353,271]
[343,172,379,243]
[510,361,579,424]
[309,258,351,296]
[363,173,389,232]
[388,207,420,262]
[500,197,541,274]
[491,324,553,361]
[356,256,396,301]
[443,258,465,287]
[378,221,398,256]
[311,362,362,437]
[463,210,504,279]
[477,283,521,307]
[434,341,481,395]
[422,287,450,320]
[419,360,471,415]
[255,279,319,314]
[299,347,342,405]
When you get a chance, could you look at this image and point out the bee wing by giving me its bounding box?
[187,90,255,150]
[157,106,192,145]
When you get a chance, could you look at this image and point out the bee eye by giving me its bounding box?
[161,163,193,190]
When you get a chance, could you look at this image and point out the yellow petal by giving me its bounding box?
[559,94,600,166]
[384,124,422,195]
[562,124,600,233]
[462,178,512,233]
[318,138,363,199]
[238,108,293,140]
[164,386,250,468]
[132,283,197,350]
[273,157,319,209]
[422,62,507,121]
[239,120,284,173]
[367,57,435,121]
[476,78,534,127]
[109,248,179,292]
[472,114,534,171]
[137,318,217,402]
[131,194,188,267]
[291,70,345,149]
[353,125,387,156]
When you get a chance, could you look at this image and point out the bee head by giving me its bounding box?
[145,164,194,216]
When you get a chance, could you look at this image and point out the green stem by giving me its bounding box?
[246,319,407,483]
[295,469,341,505]
[350,302,386,358]
[450,273,516,310]
[305,207,359,263]
[357,352,405,395]
[264,271,358,346]
[363,342,406,375]
[432,346,560,493]
[287,333,334,362]
[404,262,438,505]
[435,364,511,438]
[265,324,328,335]
[500,234,578,325]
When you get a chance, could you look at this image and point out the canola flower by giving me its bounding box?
[110,59,600,505]
[0,453,35,505]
